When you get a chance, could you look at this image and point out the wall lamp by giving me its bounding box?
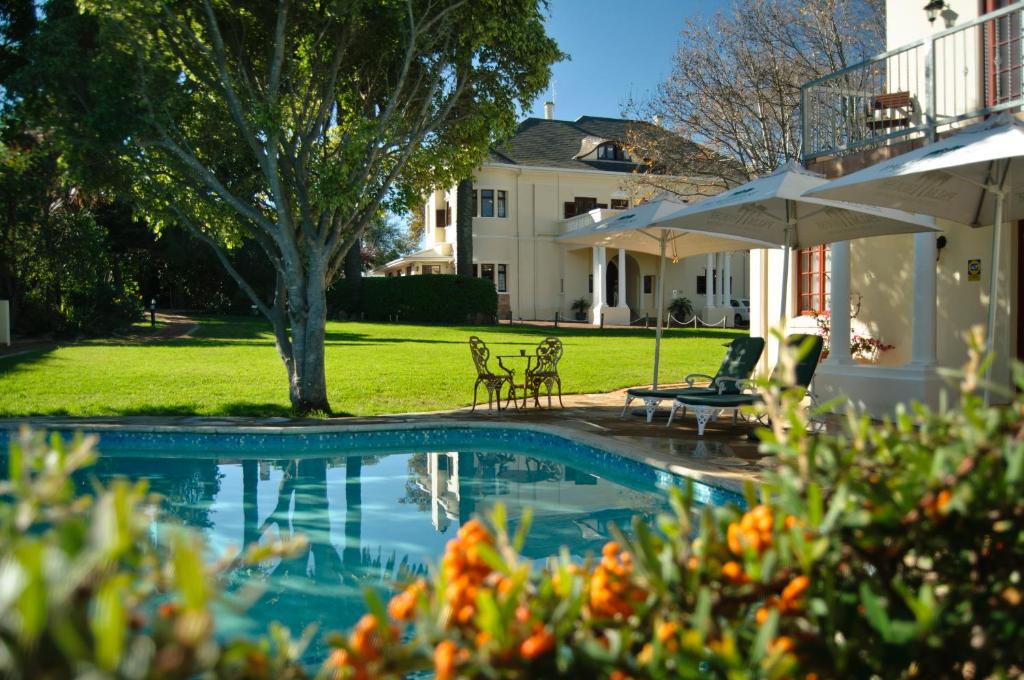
[924,0,946,24]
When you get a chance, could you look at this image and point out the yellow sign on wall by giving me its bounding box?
[967,259,981,282]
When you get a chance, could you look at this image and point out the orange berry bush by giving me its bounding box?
[321,336,1024,678]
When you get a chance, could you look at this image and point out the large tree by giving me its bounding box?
[625,0,884,198]
[22,0,560,413]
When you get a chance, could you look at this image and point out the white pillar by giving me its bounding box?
[592,246,605,322]
[705,253,715,308]
[907,232,938,367]
[616,248,627,308]
[824,241,853,365]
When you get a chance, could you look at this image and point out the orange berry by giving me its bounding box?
[656,621,679,643]
[769,636,795,654]
[326,648,350,669]
[756,606,770,625]
[785,515,798,530]
[727,523,744,555]
[781,575,810,603]
[722,561,747,584]
[936,489,952,512]
[434,640,458,680]
[520,629,556,659]
[602,541,620,557]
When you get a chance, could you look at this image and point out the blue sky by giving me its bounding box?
[525,0,730,122]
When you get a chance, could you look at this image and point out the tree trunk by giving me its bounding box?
[344,240,363,310]
[456,177,474,277]
[272,269,332,416]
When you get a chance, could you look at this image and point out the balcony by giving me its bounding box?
[801,2,1024,164]
[560,208,623,234]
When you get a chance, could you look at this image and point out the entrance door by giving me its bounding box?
[606,260,619,307]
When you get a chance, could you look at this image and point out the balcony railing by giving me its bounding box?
[801,1,1024,163]
[560,208,622,234]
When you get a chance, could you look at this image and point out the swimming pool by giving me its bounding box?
[0,425,743,664]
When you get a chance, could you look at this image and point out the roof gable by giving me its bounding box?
[486,116,656,172]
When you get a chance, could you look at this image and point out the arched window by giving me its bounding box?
[596,142,629,161]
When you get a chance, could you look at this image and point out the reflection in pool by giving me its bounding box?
[72,447,702,664]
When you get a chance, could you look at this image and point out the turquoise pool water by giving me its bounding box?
[2,426,742,664]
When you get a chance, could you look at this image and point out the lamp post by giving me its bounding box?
[923,0,945,24]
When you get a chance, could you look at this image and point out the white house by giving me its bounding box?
[751,0,1022,415]
[374,107,750,326]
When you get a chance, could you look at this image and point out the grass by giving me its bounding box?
[0,317,744,417]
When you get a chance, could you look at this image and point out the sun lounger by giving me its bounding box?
[621,336,766,422]
[667,334,823,436]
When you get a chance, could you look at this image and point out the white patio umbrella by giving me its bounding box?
[557,196,775,389]
[805,114,1024,373]
[657,162,942,319]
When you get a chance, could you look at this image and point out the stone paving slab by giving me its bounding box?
[0,388,770,495]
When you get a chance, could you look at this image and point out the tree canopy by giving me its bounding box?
[17,0,562,412]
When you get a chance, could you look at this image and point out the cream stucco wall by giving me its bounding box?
[458,164,750,322]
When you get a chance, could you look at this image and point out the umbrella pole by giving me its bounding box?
[652,233,668,390]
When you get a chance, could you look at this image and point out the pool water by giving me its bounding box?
[4,428,742,664]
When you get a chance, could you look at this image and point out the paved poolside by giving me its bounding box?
[0,388,768,495]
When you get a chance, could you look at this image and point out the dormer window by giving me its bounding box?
[597,143,629,161]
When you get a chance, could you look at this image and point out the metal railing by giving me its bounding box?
[801,1,1024,163]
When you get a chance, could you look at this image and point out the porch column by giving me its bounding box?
[907,232,938,368]
[705,253,715,308]
[616,248,628,308]
[592,246,605,322]
[823,240,853,365]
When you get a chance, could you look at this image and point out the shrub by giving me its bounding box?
[668,295,694,321]
[328,275,497,324]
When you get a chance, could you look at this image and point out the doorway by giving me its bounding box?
[606,260,619,307]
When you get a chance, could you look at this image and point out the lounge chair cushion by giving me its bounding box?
[626,386,718,399]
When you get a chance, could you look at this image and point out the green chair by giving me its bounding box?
[621,336,766,422]
[666,334,824,436]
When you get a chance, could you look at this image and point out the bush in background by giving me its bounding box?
[328,275,497,324]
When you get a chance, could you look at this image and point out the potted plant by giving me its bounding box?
[570,297,589,321]
[668,296,694,324]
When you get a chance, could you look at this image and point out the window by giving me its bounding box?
[480,190,494,217]
[643,275,654,294]
[423,265,440,275]
[610,198,629,210]
[497,190,507,218]
[588,274,593,293]
[797,245,831,315]
[497,264,507,292]
[597,143,629,161]
[564,196,598,219]
[471,190,477,217]
[480,263,495,283]
[696,275,707,295]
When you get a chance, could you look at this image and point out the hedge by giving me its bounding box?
[329,275,497,324]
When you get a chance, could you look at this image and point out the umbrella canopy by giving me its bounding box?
[557,196,775,389]
[804,115,1024,224]
[656,162,941,322]
[658,161,941,249]
[805,115,1024,398]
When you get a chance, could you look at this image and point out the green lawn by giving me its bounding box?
[0,318,744,417]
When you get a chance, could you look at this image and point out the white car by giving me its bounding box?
[731,299,750,326]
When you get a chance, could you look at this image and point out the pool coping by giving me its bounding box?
[0,415,756,496]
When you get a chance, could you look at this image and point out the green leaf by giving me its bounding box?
[91,574,129,671]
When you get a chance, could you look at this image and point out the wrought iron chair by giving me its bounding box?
[525,337,564,408]
[468,336,515,412]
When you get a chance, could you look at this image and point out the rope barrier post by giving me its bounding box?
[554,311,559,328]
[600,312,604,329]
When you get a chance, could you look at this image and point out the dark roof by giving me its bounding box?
[486,116,656,172]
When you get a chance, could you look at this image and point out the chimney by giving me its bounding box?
[543,101,554,120]
[652,114,664,127]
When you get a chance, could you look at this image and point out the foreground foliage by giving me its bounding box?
[2,338,1022,678]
